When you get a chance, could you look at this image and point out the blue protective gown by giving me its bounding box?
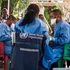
[14,18,49,36]
[0,22,12,57]
[42,20,70,69]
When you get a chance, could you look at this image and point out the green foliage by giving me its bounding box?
[0,0,2,6]
[44,7,50,24]
[0,0,29,17]
[12,0,29,18]
[44,5,63,25]
[0,0,2,14]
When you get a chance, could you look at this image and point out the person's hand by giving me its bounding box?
[49,40,54,47]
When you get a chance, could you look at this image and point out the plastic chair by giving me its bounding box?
[58,58,64,68]
[0,42,4,59]
[63,44,70,68]
[0,42,10,70]
[0,42,4,68]
[4,55,8,70]
[63,44,70,60]
[58,44,70,68]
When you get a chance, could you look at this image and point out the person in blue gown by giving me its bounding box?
[14,4,50,70]
[42,9,70,69]
[0,15,14,57]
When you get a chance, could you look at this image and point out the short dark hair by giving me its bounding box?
[51,9,63,15]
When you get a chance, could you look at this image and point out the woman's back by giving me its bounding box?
[14,18,48,36]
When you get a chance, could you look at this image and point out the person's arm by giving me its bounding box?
[53,26,70,45]
[0,24,11,41]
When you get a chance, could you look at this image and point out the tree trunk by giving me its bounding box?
[1,0,8,16]
[1,0,8,10]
